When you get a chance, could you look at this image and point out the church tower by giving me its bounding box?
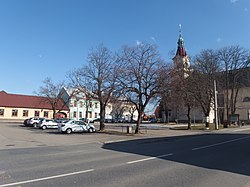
[172,24,190,77]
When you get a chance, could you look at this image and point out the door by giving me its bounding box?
[73,121,83,132]
[79,121,87,132]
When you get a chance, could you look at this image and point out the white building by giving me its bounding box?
[60,87,100,122]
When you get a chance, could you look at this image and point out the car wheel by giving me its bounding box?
[42,125,47,130]
[88,128,94,133]
[66,128,72,134]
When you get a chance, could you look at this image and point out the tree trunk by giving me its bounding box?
[130,114,134,123]
[85,100,89,123]
[187,105,191,130]
[53,108,56,119]
[232,88,239,115]
[205,121,209,128]
[205,112,210,128]
[99,104,105,131]
[135,113,142,134]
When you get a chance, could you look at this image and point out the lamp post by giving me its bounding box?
[214,80,219,130]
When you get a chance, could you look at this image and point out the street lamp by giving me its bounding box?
[214,80,219,130]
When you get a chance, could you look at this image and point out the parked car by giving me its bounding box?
[112,118,125,123]
[23,118,30,126]
[37,119,58,130]
[92,118,100,122]
[55,118,69,123]
[24,117,44,127]
[58,120,96,134]
[149,118,157,123]
[79,118,92,123]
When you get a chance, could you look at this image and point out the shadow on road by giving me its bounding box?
[102,133,250,176]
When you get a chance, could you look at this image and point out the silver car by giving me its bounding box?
[58,120,96,134]
[38,119,58,130]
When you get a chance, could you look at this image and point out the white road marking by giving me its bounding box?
[127,153,173,164]
[47,150,87,156]
[192,136,250,151]
[0,169,94,187]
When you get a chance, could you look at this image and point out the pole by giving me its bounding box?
[193,109,196,126]
[214,80,219,130]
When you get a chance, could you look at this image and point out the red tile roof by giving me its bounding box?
[0,91,69,111]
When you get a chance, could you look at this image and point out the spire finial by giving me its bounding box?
[177,24,184,48]
[179,24,182,38]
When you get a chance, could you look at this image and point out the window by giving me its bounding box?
[23,110,28,117]
[74,100,77,107]
[79,112,82,118]
[34,111,40,117]
[89,102,92,108]
[95,103,98,109]
[44,111,49,118]
[243,97,250,102]
[12,109,18,117]
[88,111,92,118]
[95,112,98,118]
[80,101,83,108]
[73,111,77,118]
[0,109,4,116]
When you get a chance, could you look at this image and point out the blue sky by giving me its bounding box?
[0,0,250,95]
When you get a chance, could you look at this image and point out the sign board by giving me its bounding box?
[229,114,239,122]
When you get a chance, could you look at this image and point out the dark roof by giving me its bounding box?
[0,91,69,111]
[176,46,187,57]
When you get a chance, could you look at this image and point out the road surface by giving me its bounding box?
[0,127,250,187]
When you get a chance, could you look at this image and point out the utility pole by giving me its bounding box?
[214,80,219,130]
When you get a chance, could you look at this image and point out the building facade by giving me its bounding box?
[60,87,101,121]
[0,91,69,121]
[60,88,139,122]
[224,84,250,122]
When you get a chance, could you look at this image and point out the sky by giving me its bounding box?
[0,0,250,96]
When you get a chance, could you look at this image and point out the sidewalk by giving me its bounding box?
[0,122,202,150]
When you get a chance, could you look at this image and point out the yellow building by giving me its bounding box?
[0,91,69,122]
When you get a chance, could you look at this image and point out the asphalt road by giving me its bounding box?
[0,127,250,187]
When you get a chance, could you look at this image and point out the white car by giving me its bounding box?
[58,120,96,134]
[38,119,58,130]
[24,117,44,127]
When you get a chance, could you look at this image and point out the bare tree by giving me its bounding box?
[69,44,117,130]
[171,67,197,129]
[36,78,67,119]
[117,43,165,134]
[191,49,221,128]
[218,46,250,120]
[109,97,127,120]
[158,65,173,123]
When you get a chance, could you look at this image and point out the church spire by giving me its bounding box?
[173,24,190,74]
[178,24,184,48]
[175,24,187,57]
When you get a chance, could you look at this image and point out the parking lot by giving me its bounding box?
[0,121,203,150]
